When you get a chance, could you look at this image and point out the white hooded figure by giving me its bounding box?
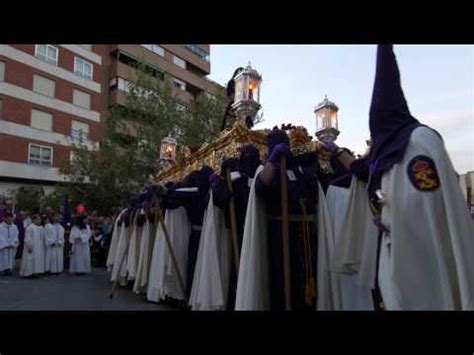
[44,215,65,274]
[20,215,45,277]
[0,214,19,273]
[69,217,92,274]
[360,45,474,310]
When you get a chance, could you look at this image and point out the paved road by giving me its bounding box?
[0,267,173,311]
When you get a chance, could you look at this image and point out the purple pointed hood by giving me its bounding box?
[369,44,420,177]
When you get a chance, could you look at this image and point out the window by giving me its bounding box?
[31,109,53,131]
[28,144,53,166]
[184,45,210,62]
[173,56,186,69]
[73,89,91,109]
[70,150,76,163]
[78,44,92,51]
[172,78,186,91]
[141,44,164,57]
[0,99,3,120]
[71,120,90,142]
[0,61,4,81]
[74,57,93,80]
[33,75,55,97]
[35,45,59,66]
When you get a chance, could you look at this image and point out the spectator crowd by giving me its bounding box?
[0,197,114,277]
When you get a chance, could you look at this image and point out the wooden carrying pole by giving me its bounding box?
[152,193,188,303]
[279,155,292,310]
[109,209,138,299]
[225,168,241,275]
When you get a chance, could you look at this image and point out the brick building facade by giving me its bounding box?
[0,44,223,196]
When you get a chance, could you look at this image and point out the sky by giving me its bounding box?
[208,45,474,174]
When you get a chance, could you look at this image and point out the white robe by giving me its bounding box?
[325,184,374,310]
[69,226,92,273]
[235,165,271,310]
[111,222,130,285]
[20,224,45,276]
[378,126,474,310]
[0,225,8,272]
[146,207,191,302]
[0,222,19,271]
[133,219,156,294]
[44,223,55,273]
[106,209,126,272]
[126,220,143,281]
[189,190,231,310]
[316,184,342,310]
[44,223,64,274]
[147,216,167,302]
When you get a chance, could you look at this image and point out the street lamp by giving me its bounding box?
[231,62,262,126]
[314,95,340,142]
[160,135,177,168]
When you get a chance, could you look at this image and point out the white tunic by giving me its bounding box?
[146,207,191,302]
[69,226,92,273]
[106,209,126,272]
[0,222,19,271]
[133,219,156,294]
[20,224,45,276]
[111,220,130,284]
[44,223,64,273]
[147,216,167,302]
[378,126,474,310]
[126,220,143,281]
[235,166,271,310]
[325,184,374,310]
[189,190,231,310]
[316,184,342,310]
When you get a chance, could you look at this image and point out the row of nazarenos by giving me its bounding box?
[106,44,474,310]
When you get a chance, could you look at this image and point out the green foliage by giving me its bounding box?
[11,186,43,213]
[60,63,226,216]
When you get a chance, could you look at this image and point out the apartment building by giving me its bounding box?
[0,44,223,196]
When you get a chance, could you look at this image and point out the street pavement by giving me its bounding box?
[0,266,174,311]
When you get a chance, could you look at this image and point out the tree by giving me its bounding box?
[11,186,43,213]
[60,64,227,216]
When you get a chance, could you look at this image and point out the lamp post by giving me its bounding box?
[314,95,340,143]
[231,62,262,127]
[159,135,177,169]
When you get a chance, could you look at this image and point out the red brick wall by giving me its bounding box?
[0,96,102,142]
[0,56,103,113]
[8,44,104,85]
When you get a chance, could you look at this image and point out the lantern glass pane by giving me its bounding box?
[235,78,244,102]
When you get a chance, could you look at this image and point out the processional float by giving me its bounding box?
[148,63,341,310]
